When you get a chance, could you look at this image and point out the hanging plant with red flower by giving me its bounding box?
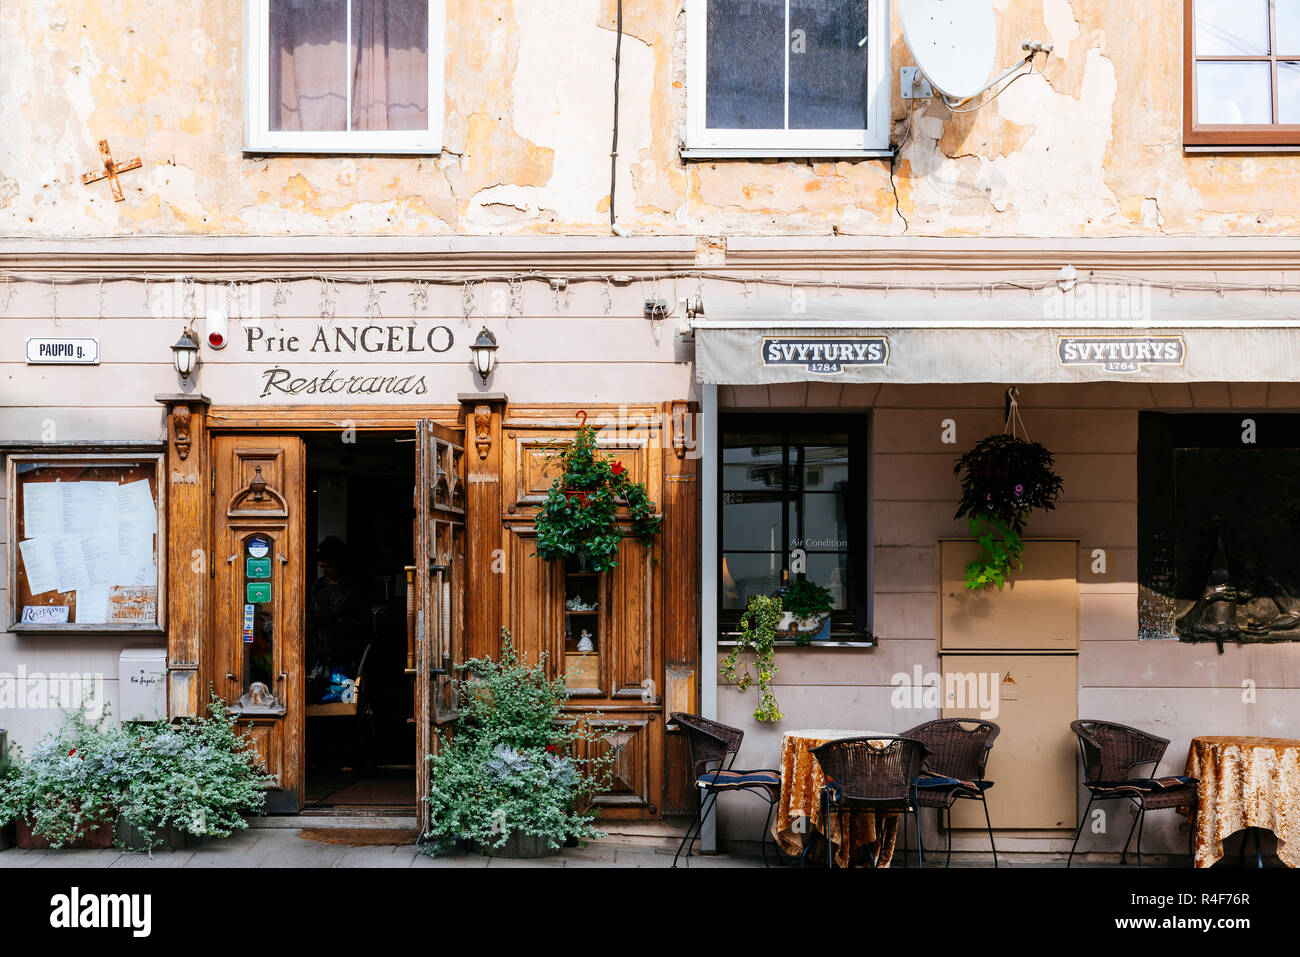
[953,433,1064,590]
[534,423,662,573]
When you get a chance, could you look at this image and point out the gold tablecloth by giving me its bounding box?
[1184,736,1300,869]
[771,729,901,868]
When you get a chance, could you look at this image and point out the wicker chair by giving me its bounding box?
[669,712,781,868]
[905,719,1000,867]
[809,735,929,868]
[1067,719,1198,868]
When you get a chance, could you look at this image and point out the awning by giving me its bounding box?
[691,296,1300,385]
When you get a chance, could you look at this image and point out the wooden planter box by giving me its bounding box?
[470,832,562,859]
[115,814,190,851]
[0,822,12,851]
[15,815,116,850]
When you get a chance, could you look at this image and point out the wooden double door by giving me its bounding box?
[209,423,463,818]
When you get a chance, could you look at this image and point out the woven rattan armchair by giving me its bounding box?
[1067,719,1198,868]
[905,719,1000,867]
[809,735,929,868]
[669,712,781,868]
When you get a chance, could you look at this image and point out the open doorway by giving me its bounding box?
[302,431,417,812]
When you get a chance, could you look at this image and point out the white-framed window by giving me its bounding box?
[244,0,444,154]
[684,0,891,158]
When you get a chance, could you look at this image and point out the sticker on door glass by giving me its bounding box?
[243,603,255,643]
[246,536,271,558]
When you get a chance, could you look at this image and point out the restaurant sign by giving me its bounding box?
[1057,335,1185,374]
[760,336,889,375]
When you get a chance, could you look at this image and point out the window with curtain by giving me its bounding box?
[246,0,444,153]
[718,414,870,636]
[1185,0,1300,147]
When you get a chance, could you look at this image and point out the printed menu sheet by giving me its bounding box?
[17,477,158,625]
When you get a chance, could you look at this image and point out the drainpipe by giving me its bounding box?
[610,0,629,236]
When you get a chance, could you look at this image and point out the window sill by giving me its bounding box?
[242,144,444,157]
[1184,144,1300,153]
[718,637,877,649]
[680,147,894,160]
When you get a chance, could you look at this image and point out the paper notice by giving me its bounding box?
[22,483,62,539]
[79,534,117,586]
[61,483,99,536]
[118,562,157,588]
[115,480,156,533]
[21,605,70,624]
[91,481,120,532]
[108,585,157,623]
[18,537,59,595]
[76,584,110,625]
[51,536,89,594]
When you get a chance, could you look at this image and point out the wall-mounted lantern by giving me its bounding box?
[470,326,499,385]
[171,328,201,381]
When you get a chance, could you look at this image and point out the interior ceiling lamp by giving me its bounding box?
[899,0,1052,112]
[171,327,200,381]
[470,326,499,385]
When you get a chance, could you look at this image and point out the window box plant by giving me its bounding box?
[423,629,621,857]
[534,423,661,573]
[774,578,834,644]
[720,594,785,722]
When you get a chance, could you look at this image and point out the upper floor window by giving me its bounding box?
[684,0,892,158]
[245,0,444,153]
[1185,0,1300,148]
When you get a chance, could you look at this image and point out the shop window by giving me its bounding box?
[719,414,869,635]
[684,0,892,157]
[1138,412,1300,647]
[6,452,165,632]
[245,0,445,153]
[1185,0,1300,148]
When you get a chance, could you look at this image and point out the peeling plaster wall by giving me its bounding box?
[1,0,1294,239]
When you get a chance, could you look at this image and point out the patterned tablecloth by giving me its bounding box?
[771,729,900,868]
[1184,736,1300,868]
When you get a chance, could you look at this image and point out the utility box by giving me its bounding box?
[119,648,167,722]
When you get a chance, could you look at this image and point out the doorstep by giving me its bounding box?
[247,814,418,831]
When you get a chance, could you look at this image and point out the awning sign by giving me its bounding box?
[26,337,100,365]
[1057,335,1185,374]
[760,336,889,375]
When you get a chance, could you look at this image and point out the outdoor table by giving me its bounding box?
[772,728,899,868]
[1183,735,1300,868]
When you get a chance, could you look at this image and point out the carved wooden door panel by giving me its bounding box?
[414,419,466,834]
[502,414,666,819]
[211,434,305,813]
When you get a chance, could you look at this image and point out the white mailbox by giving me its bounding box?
[119,648,167,722]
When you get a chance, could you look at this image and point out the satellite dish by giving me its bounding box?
[900,0,1052,109]
[899,0,997,100]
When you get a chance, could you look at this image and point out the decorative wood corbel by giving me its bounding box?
[173,404,193,461]
[474,404,492,460]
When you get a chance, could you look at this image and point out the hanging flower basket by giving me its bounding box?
[534,423,662,573]
[953,433,1063,591]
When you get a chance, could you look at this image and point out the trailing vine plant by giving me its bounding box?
[534,420,662,573]
[719,594,784,722]
[953,425,1064,591]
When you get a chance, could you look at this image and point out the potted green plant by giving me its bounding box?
[953,433,1064,590]
[534,423,661,573]
[423,629,620,857]
[720,594,785,722]
[113,697,271,851]
[774,579,834,644]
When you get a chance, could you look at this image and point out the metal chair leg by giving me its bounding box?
[759,798,775,869]
[825,790,835,870]
[1067,794,1095,868]
[1134,804,1146,869]
[1119,800,1142,865]
[915,802,925,869]
[945,807,953,868]
[673,788,717,868]
[981,794,998,868]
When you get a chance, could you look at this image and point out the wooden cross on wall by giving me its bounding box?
[81,139,142,202]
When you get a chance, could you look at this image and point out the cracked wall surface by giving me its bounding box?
[0,0,1294,238]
